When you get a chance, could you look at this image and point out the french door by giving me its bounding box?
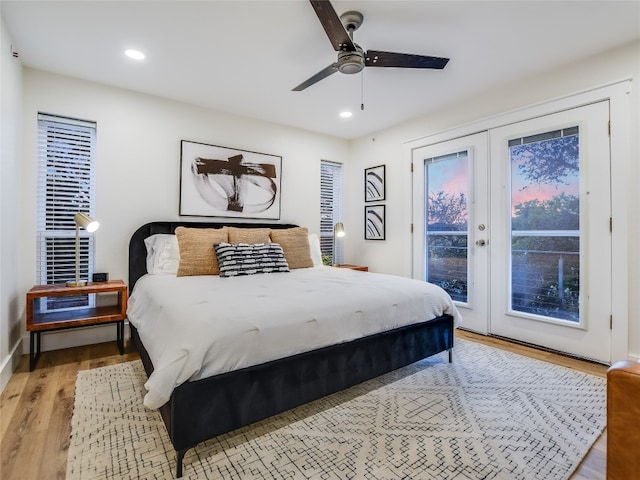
[412,101,612,363]
[412,132,490,334]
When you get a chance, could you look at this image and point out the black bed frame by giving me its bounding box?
[128,221,455,478]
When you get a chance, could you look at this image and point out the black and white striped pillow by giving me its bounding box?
[214,243,290,277]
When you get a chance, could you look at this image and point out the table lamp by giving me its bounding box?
[66,212,99,287]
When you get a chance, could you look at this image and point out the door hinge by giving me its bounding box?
[410,223,414,233]
[410,162,414,173]
[608,120,611,136]
[610,217,613,232]
[610,314,613,330]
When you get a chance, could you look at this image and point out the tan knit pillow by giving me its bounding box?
[175,227,229,276]
[269,227,313,269]
[228,227,271,244]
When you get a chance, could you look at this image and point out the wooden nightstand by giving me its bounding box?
[332,264,368,272]
[26,280,128,370]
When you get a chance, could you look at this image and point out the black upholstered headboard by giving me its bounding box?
[128,221,299,291]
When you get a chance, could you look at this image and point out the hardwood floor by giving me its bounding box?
[0,331,608,479]
[1,340,140,479]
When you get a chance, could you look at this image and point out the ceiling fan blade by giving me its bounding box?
[365,50,450,69]
[292,63,339,91]
[309,0,356,51]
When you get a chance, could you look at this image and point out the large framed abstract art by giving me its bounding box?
[179,140,282,219]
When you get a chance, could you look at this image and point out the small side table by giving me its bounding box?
[26,280,128,371]
[332,264,369,272]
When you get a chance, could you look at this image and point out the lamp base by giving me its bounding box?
[66,280,87,287]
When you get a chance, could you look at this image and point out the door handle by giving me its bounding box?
[475,239,486,246]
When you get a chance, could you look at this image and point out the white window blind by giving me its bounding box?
[36,113,97,311]
[320,160,344,264]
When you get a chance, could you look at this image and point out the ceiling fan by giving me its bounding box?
[292,0,450,91]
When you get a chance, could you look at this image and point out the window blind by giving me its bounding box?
[36,113,97,310]
[320,160,344,264]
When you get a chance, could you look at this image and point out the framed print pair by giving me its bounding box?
[364,165,385,240]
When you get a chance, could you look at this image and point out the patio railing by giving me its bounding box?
[426,230,580,321]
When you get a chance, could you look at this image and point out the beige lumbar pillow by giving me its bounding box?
[227,227,271,244]
[270,227,314,269]
[175,227,229,276]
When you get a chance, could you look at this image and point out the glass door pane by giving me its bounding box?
[509,127,580,323]
[425,152,469,302]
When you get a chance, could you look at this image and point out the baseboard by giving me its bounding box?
[628,353,640,363]
[20,322,129,355]
[0,339,22,394]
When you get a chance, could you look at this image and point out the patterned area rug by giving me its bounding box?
[66,339,606,480]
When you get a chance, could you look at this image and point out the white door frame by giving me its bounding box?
[406,79,631,363]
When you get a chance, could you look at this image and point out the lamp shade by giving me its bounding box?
[334,222,345,237]
[74,212,99,232]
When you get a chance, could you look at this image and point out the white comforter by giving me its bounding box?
[127,266,462,409]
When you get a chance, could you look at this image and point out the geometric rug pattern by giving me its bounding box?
[66,339,606,479]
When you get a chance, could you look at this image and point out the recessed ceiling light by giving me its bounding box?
[339,111,353,118]
[125,49,145,60]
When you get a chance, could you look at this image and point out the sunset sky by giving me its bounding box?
[510,155,579,211]
[426,147,580,220]
[426,152,467,201]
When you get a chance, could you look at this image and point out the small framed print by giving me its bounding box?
[364,164,385,202]
[365,204,385,240]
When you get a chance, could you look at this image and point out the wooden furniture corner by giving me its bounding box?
[332,264,369,272]
[26,279,128,371]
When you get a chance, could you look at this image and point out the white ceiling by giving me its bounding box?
[2,1,639,139]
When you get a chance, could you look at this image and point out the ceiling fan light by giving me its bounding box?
[340,111,353,118]
[337,48,364,74]
[339,61,363,74]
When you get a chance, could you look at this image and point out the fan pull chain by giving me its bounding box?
[361,71,365,111]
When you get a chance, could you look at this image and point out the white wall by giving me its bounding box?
[0,16,23,391]
[18,69,349,353]
[348,41,640,359]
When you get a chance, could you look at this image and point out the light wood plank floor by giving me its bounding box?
[0,331,607,479]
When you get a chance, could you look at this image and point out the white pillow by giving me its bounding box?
[308,233,323,266]
[144,234,180,275]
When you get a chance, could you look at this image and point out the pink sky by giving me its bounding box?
[511,157,579,214]
[428,153,579,216]
[427,155,467,197]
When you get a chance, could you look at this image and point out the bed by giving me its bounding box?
[128,221,460,477]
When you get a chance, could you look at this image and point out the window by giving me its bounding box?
[320,160,344,264]
[425,151,469,302]
[36,113,97,311]
[509,126,580,321]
